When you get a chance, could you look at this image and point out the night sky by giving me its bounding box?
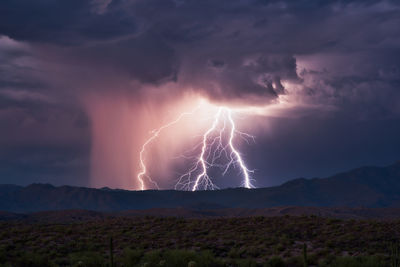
[0,0,399,189]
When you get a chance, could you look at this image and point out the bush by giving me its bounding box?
[130,249,222,267]
[285,256,303,267]
[69,252,106,267]
[326,255,386,267]
[162,250,220,267]
[140,250,163,267]
[162,250,198,267]
[228,248,242,259]
[275,243,285,253]
[14,252,53,267]
[266,256,285,267]
[122,249,144,267]
[0,246,6,263]
[231,258,258,267]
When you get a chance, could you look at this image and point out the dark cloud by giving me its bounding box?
[0,0,399,186]
[0,0,137,44]
[179,54,297,103]
[64,33,179,84]
[2,0,398,104]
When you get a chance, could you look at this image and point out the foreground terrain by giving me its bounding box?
[1,214,400,266]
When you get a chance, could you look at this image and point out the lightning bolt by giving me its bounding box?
[180,108,223,191]
[137,105,256,191]
[137,108,199,190]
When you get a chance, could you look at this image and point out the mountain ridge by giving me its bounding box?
[1,161,400,213]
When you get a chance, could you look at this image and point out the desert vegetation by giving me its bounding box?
[0,215,399,266]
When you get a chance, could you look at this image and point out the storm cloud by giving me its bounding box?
[0,0,399,188]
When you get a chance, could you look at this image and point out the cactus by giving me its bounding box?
[303,243,308,267]
[110,237,114,267]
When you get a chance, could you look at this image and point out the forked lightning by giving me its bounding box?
[137,105,256,191]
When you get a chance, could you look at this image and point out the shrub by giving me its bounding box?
[266,256,285,267]
[275,243,285,253]
[0,246,6,263]
[69,252,106,267]
[328,255,386,267]
[228,248,242,259]
[285,256,303,267]
[140,250,163,266]
[122,249,144,267]
[162,250,197,267]
[14,252,53,267]
[231,258,258,267]
[162,249,220,267]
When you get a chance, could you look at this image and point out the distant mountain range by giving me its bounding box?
[1,161,400,213]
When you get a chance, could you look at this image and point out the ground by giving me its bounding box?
[0,215,399,266]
